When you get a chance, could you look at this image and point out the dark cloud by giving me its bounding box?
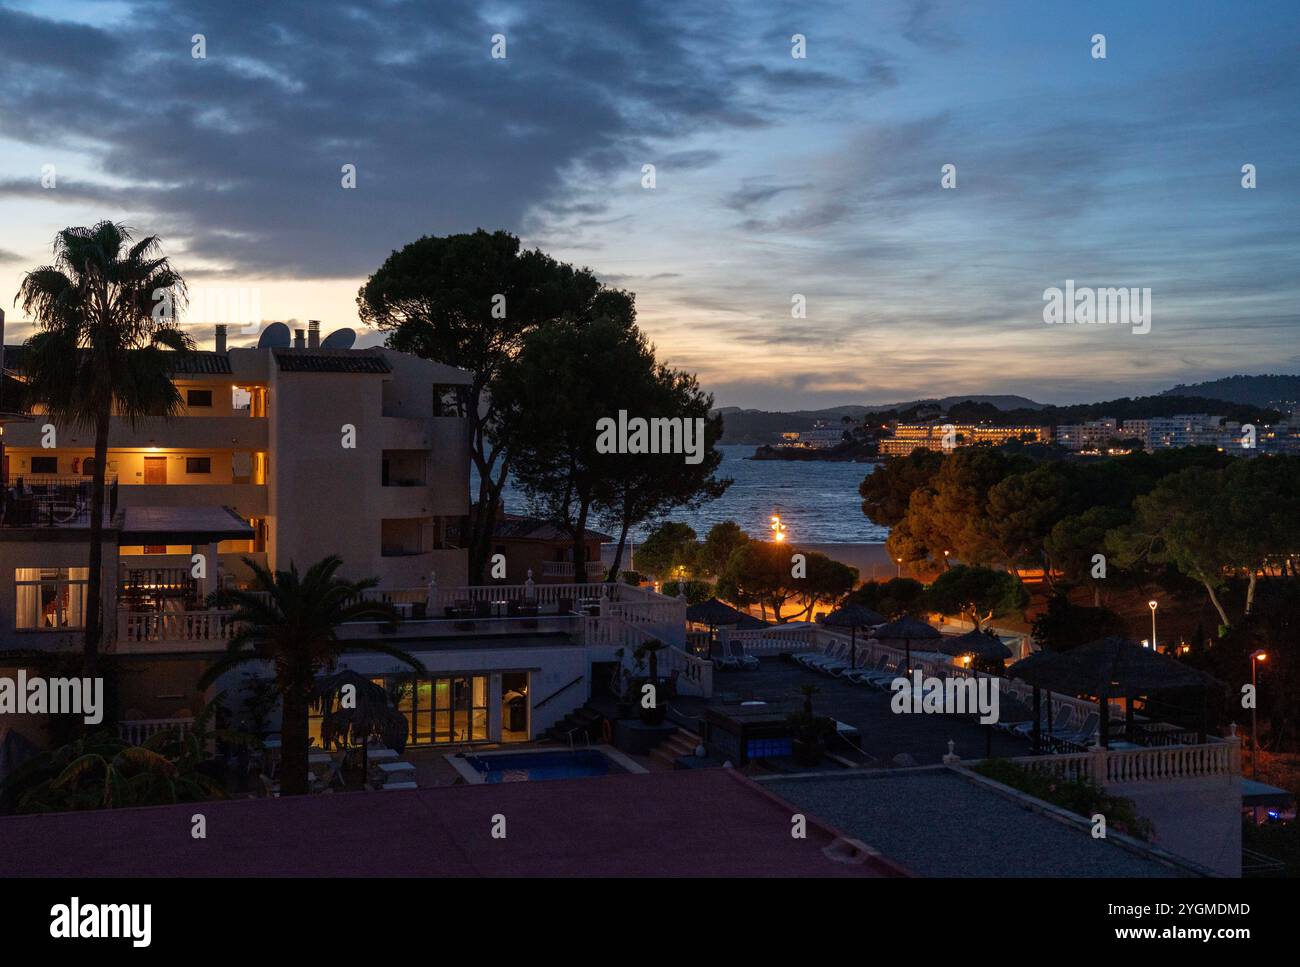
[901,0,960,51]
[0,0,802,278]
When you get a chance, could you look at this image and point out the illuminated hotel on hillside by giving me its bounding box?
[877,422,1050,456]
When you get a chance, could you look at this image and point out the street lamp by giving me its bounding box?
[942,549,951,570]
[770,512,786,543]
[1147,600,1158,651]
[896,557,903,578]
[1251,650,1267,780]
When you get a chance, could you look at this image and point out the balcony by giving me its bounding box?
[114,608,236,654]
[2,414,267,450]
[1,475,118,528]
[541,560,607,579]
[117,482,267,517]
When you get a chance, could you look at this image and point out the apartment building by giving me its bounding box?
[1145,414,1225,450]
[0,321,692,749]
[878,422,1048,456]
[2,330,472,592]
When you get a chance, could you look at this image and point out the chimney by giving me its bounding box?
[294,328,306,350]
[214,323,227,354]
[308,319,321,349]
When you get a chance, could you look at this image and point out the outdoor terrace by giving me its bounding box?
[0,474,118,528]
[700,623,1236,784]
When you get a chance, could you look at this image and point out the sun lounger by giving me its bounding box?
[1014,705,1075,737]
[1046,712,1101,750]
[843,656,890,683]
[726,640,759,671]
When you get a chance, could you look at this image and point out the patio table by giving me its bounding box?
[379,761,415,773]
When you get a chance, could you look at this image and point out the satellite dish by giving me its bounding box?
[321,327,356,349]
[257,322,291,349]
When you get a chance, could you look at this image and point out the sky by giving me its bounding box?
[1,0,1298,410]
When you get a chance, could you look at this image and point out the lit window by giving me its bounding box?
[15,567,88,630]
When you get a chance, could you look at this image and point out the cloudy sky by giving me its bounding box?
[2,0,1298,409]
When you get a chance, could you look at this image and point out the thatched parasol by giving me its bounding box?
[821,604,886,668]
[870,616,941,673]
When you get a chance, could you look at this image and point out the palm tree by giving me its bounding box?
[313,669,411,785]
[16,222,192,677]
[198,556,425,796]
[1,730,223,813]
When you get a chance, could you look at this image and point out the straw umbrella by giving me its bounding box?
[821,604,885,669]
[686,598,766,656]
[1008,636,1219,751]
[871,616,941,674]
[934,628,1013,671]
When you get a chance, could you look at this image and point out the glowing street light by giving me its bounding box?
[1251,650,1267,779]
[770,511,787,543]
[896,557,903,578]
[1148,599,1159,651]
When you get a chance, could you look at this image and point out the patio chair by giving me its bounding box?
[993,697,1037,731]
[1047,712,1101,750]
[866,660,911,689]
[727,640,759,671]
[799,642,846,669]
[843,655,890,683]
[1013,704,1075,737]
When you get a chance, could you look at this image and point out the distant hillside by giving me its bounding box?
[715,392,1281,445]
[715,395,1044,444]
[1161,374,1300,410]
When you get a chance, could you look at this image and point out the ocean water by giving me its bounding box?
[490,445,888,544]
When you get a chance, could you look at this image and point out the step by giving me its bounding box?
[650,748,680,767]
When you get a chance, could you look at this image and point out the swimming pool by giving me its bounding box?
[449,746,647,784]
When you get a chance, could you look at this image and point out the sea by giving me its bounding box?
[489,444,888,544]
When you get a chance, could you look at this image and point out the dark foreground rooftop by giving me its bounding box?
[0,768,904,877]
[762,768,1208,878]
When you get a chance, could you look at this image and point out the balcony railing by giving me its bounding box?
[119,717,196,746]
[2,475,118,527]
[119,609,236,645]
[541,560,607,578]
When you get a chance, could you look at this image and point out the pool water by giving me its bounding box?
[463,749,626,783]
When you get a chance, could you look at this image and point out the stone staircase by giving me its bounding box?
[541,706,604,745]
[649,727,702,768]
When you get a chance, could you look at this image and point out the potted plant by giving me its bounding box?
[635,642,669,725]
[788,684,833,766]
